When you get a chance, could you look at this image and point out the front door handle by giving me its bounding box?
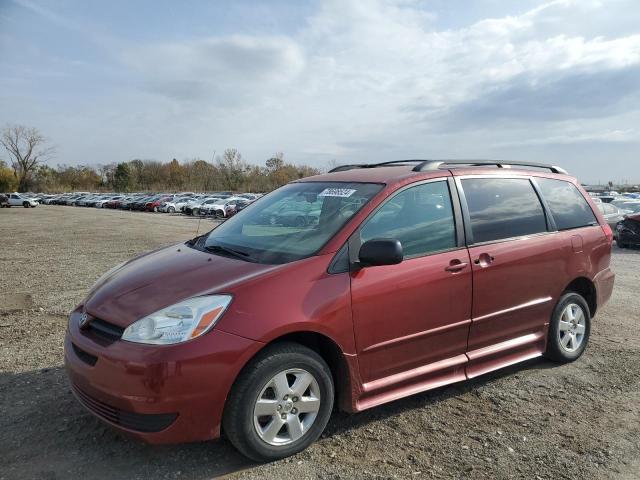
[445,260,469,272]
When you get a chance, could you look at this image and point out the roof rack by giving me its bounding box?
[328,159,568,175]
[328,160,428,173]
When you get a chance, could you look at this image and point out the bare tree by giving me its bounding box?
[0,125,55,192]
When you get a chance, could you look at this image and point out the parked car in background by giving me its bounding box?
[616,213,640,248]
[224,199,252,218]
[257,197,322,227]
[118,196,142,210]
[160,196,194,213]
[146,195,174,212]
[597,203,626,236]
[158,195,188,213]
[92,196,111,208]
[104,196,130,209]
[186,197,222,216]
[39,194,59,204]
[75,195,97,207]
[207,197,252,218]
[8,193,38,208]
[62,193,88,205]
[611,200,640,214]
[130,196,156,211]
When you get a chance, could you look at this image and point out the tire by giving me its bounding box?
[23,202,29,208]
[294,216,306,227]
[618,241,627,249]
[168,206,175,213]
[193,208,199,216]
[545,292,591,363]
[223,342,334,462]
[216,210,225,219]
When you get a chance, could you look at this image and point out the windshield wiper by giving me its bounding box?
[186,234,205,247]
[205,244,256,262]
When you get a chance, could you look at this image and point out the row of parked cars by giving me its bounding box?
[1,190,328,228]
[590,192,640,248]
[27,191,264,219]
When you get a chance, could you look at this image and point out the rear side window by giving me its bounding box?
[360,181,457,258]
[461,178,547,243]
[536,178,597,230]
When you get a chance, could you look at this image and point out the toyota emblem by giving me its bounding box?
[79,311,91,329]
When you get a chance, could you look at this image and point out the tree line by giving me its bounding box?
[0,125,321,193]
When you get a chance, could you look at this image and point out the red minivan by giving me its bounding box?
[65,160,615,461]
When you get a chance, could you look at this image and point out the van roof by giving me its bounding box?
[303,160,570,185]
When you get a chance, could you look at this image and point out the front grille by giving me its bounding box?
[72,383,178,433]
[72,343,98,366]
[87,318,124,343]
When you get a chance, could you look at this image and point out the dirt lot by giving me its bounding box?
[1,206,639,480]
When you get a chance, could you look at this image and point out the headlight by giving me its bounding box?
[122,295,232,345]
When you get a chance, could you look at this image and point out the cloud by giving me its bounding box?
[493,128,637,147]
[431,64,640,128]
[122,35,304,102]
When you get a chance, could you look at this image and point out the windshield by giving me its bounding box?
[201,182,383,264]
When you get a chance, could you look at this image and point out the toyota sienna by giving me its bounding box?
[65,160,615,461]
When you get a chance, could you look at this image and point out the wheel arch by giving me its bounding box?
[563,277,597,316]
[227,330,357,415]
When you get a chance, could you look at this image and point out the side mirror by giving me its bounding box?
[358,239,403,267]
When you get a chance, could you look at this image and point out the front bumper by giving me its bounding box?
[64,307,263,443]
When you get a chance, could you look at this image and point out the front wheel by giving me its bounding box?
[223,342,334,461]
[168,206,175,213]
[545,292,591,363]
[23,202,30,208]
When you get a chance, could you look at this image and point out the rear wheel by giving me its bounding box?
[545,292,591,363]
[223,342,334,461]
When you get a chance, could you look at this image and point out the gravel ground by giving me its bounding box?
[1,206,639,480]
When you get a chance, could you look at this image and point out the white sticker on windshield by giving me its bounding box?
[318,188,356,198]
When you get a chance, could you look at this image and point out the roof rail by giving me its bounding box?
[328,159,568,175]
[327,160,425,173]
[411,160,568,174]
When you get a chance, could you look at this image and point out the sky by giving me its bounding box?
[1,0,639,184]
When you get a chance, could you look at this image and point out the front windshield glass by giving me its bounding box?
[202,182,383,264]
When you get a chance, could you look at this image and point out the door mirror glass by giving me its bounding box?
[358,239,403,267]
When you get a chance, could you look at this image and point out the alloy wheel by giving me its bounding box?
[558,303,586,352]
[253,368,321,446]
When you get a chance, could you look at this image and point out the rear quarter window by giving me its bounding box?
[536,178,597,230]
[461,178,548,244]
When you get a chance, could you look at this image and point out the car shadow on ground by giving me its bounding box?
[1,357,559,480]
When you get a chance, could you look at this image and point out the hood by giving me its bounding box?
[84,244,281,328]
[627,213,640,222]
